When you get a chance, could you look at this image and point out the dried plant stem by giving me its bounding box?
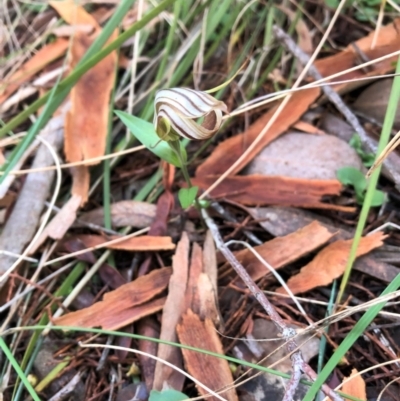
[201,208,343,401]
[273,25,400,189]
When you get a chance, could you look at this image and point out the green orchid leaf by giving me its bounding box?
[115,110,182,167]
[149,389,189,401]
[178,186,199,209]
[337,167,367,196]
[337,167,386,207]
[370,189,386,207]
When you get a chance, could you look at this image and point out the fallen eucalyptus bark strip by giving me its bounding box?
[0,113,64,282]
[201,207,344,401]
[273,25,400,190]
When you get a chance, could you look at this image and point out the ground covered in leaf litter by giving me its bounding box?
[1,1,400,400]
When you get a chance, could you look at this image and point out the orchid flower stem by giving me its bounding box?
[168,140,203,209]
[168,140,191,186]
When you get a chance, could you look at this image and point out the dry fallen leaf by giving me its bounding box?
[353,78,400,128]
[230,221,334,282]
[79,200,157,229]
[75,234,175,251]
[50,0,100,31]
[293,120,326,135]
[0,39,69,106]
[276,231,387,295]
[30,194,82,254]
[341,369,367,401]
[193,174,351,211]
[153,233,190,392]
[71,160,90,206]
[177,310,238,401]
[55,267,171,330]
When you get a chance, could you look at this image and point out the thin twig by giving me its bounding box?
[47,372,82,401]
[211,201,263,245]
[201,208,344,401]
[273,25,400,190]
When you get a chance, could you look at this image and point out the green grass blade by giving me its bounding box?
[0,337,41,401]
[304,274,400,401]
[1,325,365,401]
[337,56,400,303]
[0,0,177,139]
[12,263,86,401]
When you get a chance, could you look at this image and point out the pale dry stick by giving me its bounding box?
[115,51,163,101]
[193,6,208,91]
[377,377,400,401]
[166,22,202,86]
[0,261,75,313]
[201,208,344,401]
[263,290,400,321]
[299,290,400,339]
[231,51,400,117]
[366,130,400,176]
[0,145,145,176]
[0,251,36,263]
[273,24,400,188]
[233,72,400,115]
[47,372,82,401]
[0,132,62,285]
[227,0,258,67]
[127,0,144,128]
[79,342,227,401]
[0,131,26,146]
[199,0,348,201]
[387,0,400,12]
[211,201,262,244]
[369,221,400,235]
[371,0,387,50]
[225,239,309,321]
[0,66,66,114]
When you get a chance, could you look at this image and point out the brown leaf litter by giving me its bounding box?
[193,174,352,211]
[79,200,157,228]
[195,18,400,209]
[49,0,100,31]
[54,267,171,330]
[177,310,238,401]
[229,221,334,282]
[0,39,69,105]
[340,369,367,401]
[196,87,321,177]
[74,234,175,251]
[316,18,400,94]
[276,231,387,295]
[153,232,190,391]
[153,231,221,392]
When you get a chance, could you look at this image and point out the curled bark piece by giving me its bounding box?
[0,114,64,281]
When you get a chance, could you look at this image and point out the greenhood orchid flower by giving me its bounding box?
[153,88,228,142]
